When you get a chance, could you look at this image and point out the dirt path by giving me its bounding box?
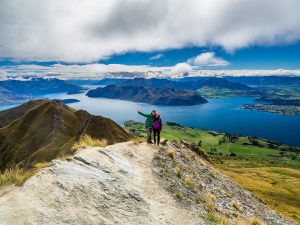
[105,142,200,224]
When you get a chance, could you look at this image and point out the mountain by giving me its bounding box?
[0,86,29,106]
[95,78,130,85]
[0,141,293,225]
[0,78,83,96]
[118,77,252,91]
[200,77,252,90]
[0,100,133,170]
[86,85,208,106]
[0,99,47,127]
[224,76,300,86]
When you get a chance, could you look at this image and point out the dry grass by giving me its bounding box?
[206,211,229,225]
[167,149,176,159]
[0,162,51,187]
[74,135,108,148]
[222,167,300,222]
[232,202,241,211]
[129,137,145,143]
[233,217,265,225]
[0,167,35,187]
[206,192,217,203]
[34,162,50,169]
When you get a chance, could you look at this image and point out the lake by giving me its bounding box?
[1,90,300,146]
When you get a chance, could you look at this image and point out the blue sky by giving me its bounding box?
[1,42,299,70]
[102,43,300,70]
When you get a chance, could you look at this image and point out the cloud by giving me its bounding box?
[187,52,230,67]
[171,63,192,75]
[150,54,164,60]
[1,64,300,80]
[0,0,300,62]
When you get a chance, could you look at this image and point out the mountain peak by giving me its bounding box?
[0,100,133,170]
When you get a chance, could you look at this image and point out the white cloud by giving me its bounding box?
[0,0,300,62]
[187,52,230,67]
[171,63,192,75]
[1,64,300,80]
[150,54,164,60]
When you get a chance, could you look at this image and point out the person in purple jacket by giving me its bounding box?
[153,112,162,145]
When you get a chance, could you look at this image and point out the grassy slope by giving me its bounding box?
[0,100,133,171]
[125,121,300,222]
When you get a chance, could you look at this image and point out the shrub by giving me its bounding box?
[229,151,236,157]
[176,167,183,179]
[167,149,176,159]
[232,202,241,211]
[175,191,183,200]
[206,212,220,223]
[185,178,195,188]
[226,193,233,199]
[197,140,202,147]
[195,196,201,204]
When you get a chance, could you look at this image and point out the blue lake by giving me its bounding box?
[1,90,300,146]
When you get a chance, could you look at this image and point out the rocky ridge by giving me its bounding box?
[0,141,296,225]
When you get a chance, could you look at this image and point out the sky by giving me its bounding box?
[0,0,300,79]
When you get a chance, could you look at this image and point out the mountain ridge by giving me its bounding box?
[87,85,208,106]
[0,100,133,170]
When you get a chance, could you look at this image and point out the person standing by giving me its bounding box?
[137,110,156,144]
[153,113,162,145]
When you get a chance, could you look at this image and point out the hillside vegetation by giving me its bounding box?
[0,100,133,171]
[124,121,300,222]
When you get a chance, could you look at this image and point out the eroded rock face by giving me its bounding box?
[0,143,202,225]
[152,141,296,225]
[0,142,296,225]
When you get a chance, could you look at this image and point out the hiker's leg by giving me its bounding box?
[157,131,160,145]
[149,128,153,143]
[153,130,157,144]
[146,128,152,143]
[146,127,150,143]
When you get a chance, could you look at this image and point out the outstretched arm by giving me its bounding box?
[137,111,150,117]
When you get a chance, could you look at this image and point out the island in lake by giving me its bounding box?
[54,99,80,104]
[86,85,208,106]
[242,104,300,116]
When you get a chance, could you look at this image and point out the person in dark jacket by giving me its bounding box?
[153,113,162,145]
[137,110,156,144]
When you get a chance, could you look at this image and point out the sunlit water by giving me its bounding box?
[1,89,300,146]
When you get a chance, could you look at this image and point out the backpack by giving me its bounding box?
[153,119,161,130]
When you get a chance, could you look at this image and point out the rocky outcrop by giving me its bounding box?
[0,142,296,225]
